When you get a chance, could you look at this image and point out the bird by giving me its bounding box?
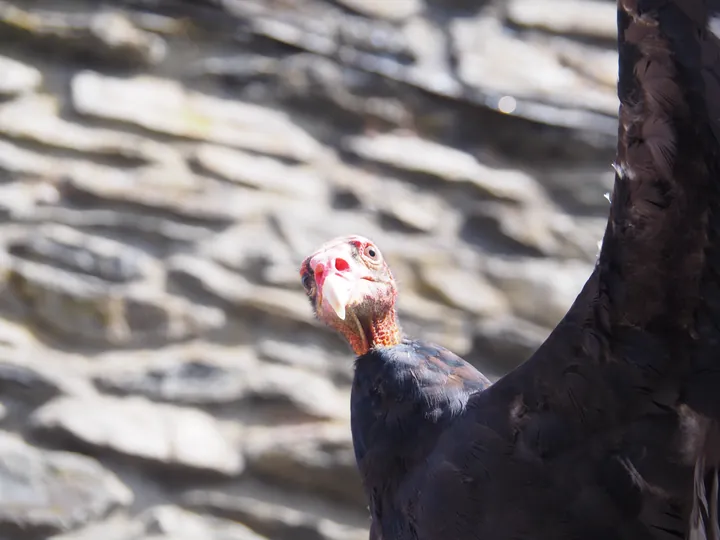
[298,0,720,538]
[301,236,695,539]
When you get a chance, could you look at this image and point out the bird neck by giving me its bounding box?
[346,307,402,356]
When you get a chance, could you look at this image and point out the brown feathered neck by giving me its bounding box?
[341,302,402,357]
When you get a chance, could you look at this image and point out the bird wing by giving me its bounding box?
[414,1,720,537]
[464,0,720,451]
[477,0,720,460]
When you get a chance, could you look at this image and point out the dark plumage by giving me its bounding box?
[299,1,720,538]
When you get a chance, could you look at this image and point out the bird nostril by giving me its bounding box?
[335,258,350,272]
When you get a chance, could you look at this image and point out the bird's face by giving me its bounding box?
[300,235,399,355]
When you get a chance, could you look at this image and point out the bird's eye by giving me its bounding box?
[363,244,381,262]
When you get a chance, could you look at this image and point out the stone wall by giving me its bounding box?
[0,0,617,539]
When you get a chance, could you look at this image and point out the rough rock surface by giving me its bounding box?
[0,55,41,97]
[0,0,615,538]
[31,395,244,477]
[0,430,132,540]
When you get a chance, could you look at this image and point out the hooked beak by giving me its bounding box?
[321,273,356,320]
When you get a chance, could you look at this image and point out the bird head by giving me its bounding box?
[300,235,401,356]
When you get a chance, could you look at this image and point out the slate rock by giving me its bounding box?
[85,11,168,65]
[417,263,509,317]
[269,203,385,262]
[0,360,69,406]
[31,395,243,477]
[55,504,275,540]
[247,2,414,62]
[61,163,270,227]
[183,487,368,540]
[71,71,322,162]
[0,3,166,67]
[325,161,457,235]
[0,55,41,97]
[270,54,411,129]
[483,257,592,329]
[0,352,97,412]
[0,430,132,539]
[257,338,354,385]
[552,38,618,91]
[0,95,185,166]
[551,215,607,262]
[245,424,364,507]
[374,182,448,233]
[167,255,319,328]
[0,181,61,222]
[167,255,253,304]
[48,515,141,540]
[335,12,416,60]
[470,315,550,375]
[8,224,158,284]
[452,15,618,116]
[396,291,474,356]
[92,350,349,422]
[136,505,270,540]
[423,0,492,12]
[506,0,617,41]
[537,165,615,216]
[25,207,216,246]
[460,203,569,257]
[5,255,225,346]
[193,145,327,201]
[0,317,38,349]
[345,133,545,203]
[402,16,448,73]
[232,281,321,327]
[0,139,61,178]
[331,0,422,22]
[201,222,295,286]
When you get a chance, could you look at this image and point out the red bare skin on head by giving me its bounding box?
[300,235,401,356]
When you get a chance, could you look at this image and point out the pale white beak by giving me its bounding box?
[322,273,356,320]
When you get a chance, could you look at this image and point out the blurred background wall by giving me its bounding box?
[0,0,617,538]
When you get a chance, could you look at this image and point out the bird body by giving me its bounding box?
[301,236,697,539]
[350,335,693,540]
[300,0,720,537]
[350,340,490,513]
[350,341,491,540]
